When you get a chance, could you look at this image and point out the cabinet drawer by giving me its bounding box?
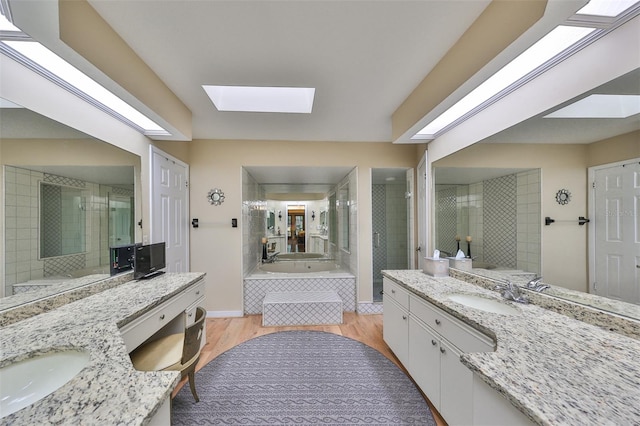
[184,280,206,307]
[185,296,205,326]
[383,278,409,310]
[410,294,493,353]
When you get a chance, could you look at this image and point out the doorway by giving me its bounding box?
[589,159,640,304]
[371,168,412,302]
[287,205,306,252]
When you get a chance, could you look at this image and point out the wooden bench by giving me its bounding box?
[262,291,343,326]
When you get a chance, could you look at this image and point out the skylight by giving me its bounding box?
[576,0,638,17]
[414,25,596,139]
[544,94,640,118]
[203,85,315,114]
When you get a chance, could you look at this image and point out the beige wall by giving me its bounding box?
[587,130,640,167]
[433,135,639,292]
[187,140,419,313]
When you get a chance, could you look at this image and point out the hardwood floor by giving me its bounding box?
[174,312,447,426]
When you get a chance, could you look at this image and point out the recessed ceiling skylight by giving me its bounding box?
[414,25,596,139]
[576,0,639,17]
[2,40,169,135]
[0,13,20,32]
[203,85,315,113]
[544,94,640,118]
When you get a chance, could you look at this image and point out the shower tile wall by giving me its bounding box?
[385,183,408,270]
[242,168,266,277]
[372,184,386,288]
[3,166,107,296]
[516,170,541,273]
[435,186,457,256]
[483,174,517,268]
[436,170,540,274]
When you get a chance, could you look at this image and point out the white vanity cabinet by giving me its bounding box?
[120,278,206,353]
[382,278,410,366]
[408,294,493,426]
[384,277,510,426]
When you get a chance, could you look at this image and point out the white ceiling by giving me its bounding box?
[86,0,491,142]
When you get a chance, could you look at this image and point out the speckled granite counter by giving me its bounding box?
[382,270,640,426]
[0,272,205,425]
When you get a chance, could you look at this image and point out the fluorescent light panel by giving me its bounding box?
[203,85,315,113]
[3,40,169,135]
[576,0,639,17]
[415,25,596,138]
[544,94,640,118]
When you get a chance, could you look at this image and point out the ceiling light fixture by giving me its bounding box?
[576,0,639,17]
[203,85,315,114]
[414,25,596,139]
[544,94,640,118]
[2,40,169,135]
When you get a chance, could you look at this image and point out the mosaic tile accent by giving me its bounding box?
[110,186,134,197]
[44,254,86,277]
[262,291,343,326]
[436,186,458,256]
[40,183,63,258]
[244,276,356,314]
[483,174,517,268]
[357,302,384,314]
[44,173,86,188]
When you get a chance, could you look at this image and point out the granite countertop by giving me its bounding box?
[382,270,640,426]
[0,272,205,425]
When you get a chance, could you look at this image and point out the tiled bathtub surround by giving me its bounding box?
[0,272,205,424]
[383,269,640,425]
[450,268,640,340]
[244,272,356,314]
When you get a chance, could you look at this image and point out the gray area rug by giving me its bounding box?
[172,330,436,425]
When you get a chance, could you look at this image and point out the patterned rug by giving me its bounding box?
[172,330,436,425]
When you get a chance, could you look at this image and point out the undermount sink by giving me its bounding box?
[447,293,520,315]
[0,350,90,418]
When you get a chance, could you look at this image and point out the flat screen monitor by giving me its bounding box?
[134,242,166,279]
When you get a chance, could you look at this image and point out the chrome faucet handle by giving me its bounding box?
[526,276,543,288]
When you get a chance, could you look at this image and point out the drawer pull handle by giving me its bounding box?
[435,319,441,325]
[402,315,407,320]
[188,312,193,317]
[391,289,396,294]
[431,340,437,346]
[160,314,165,320]
[196,291,200,295]
[440,347,446,354]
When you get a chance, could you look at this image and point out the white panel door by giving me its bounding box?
[592,160,640,304]
[151,147,189,273]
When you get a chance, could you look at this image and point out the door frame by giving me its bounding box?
[149,145,190,270]
[587,157,639,294]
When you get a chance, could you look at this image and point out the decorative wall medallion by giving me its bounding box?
[555,189,571,205]
[207,188,225,206]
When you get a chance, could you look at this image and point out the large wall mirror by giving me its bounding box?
[1,99,140,310]
[432,67,640,321]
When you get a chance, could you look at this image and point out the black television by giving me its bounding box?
[134,242,166,279]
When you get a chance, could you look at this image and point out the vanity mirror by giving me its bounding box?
[1,100,141,311]
[432,68,640,321]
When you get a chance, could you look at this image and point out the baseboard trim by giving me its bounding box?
[207,310,244,318]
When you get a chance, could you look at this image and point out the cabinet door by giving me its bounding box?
[440,339,474,426]
[383,297,409,367]
[408,317,441,410]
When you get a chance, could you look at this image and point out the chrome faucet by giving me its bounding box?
[495,280,529,304]
[525,276,549,292]
[262,251,280,263]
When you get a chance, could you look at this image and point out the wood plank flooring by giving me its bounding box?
[173,312,446,426]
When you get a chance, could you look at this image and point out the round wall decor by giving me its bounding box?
[555,189,571,205]
[207,188,225,206]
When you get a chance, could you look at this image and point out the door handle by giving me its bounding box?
[373,232,380,248]
[416,246,421,252]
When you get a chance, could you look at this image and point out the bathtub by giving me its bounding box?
[259,260,338,274]
[276,253,327,260]
[244,260,356,314]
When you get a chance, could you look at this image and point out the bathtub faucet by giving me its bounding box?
[263,252,280,263]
